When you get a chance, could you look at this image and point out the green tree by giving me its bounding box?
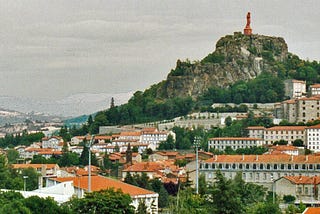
[158,185,169,208]
[207,170,243,214]
[24,196,69,214]
[68,188,134,214]
[292,139,304,147]
[7,149,19,164]
[136,199,148,214]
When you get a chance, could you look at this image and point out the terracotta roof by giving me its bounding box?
[266,126,306,131]
[12,164,58,169]
[310,84,320,88]
[120,132,141,136]
[95,135,112,140]
[123,162,163,172]
[52,175,156,196]
[246,126,265,130]
[208,137,263,141]
[291,79,306,83]
[299,96,320,101]
[141,127,157,132]
[303,207,320,214]
[270,145,299,151]
[306,124,320,129]
[283,99,296,104]
[283,175,320,185]
[205,154,320,164]
[38,151,62,155]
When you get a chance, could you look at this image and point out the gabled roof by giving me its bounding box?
[12,164,58,169]
[205,154,320,164]
[282,175,320,185]
[52,175,156,196]
[246,126,265,130]
[270,145,299,151]
[266,126,306,131]
[209,137,263,141]
[303,207,320,214]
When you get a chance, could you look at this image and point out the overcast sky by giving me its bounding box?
[0,0,320,115]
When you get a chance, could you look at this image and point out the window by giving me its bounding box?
[305,187,308,194]
[274,164,278,170]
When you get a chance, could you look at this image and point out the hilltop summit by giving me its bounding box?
[156,32,288,99]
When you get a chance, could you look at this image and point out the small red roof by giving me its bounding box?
[303,207,320,214]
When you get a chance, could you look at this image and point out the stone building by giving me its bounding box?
[200,154,320,190]
[274,96,320,123]
[275,175,320,205]
[264,126,306,145]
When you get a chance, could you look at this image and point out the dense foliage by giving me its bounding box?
[0,131,44,148]
[198,72,285,106]
[66,189,135,214]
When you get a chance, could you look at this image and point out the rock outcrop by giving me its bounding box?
[156,32,288,99]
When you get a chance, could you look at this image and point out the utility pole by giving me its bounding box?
[194,136,201,194]
[87,135,95,192]
[23,175,28,191]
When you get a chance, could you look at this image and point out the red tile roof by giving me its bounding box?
[270,145,299,151]
[53,175,156,196]
[266,126,306,131]
[205,154,320,164]
[12,164,58,169]
[283,175,320,185]
[303,207,320,214]
[208,137,263,141]
[246,126,265,130]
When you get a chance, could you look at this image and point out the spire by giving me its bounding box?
[244,12,252,35]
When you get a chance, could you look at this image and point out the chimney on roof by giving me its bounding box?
[306,155,308,162]
[256,155,258,161]
[242,154,244,161]
[290,154,293,162]
[214,155,217,161]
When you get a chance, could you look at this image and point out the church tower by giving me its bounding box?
[244,12,252,35]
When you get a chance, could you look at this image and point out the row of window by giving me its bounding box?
[201,163,320,170]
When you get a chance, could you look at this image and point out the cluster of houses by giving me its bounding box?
[15,127,175,161]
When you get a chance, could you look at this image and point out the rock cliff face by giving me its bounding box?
[156,32,288,99]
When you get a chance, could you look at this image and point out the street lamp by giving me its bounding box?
[23,175,28,191]
[271,175,275,204]
[87,135,95,193]
[194,136,201,194]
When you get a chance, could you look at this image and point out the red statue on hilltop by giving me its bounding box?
[244,12,252,35]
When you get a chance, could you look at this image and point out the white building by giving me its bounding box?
[309,84,320,96]
[264,126,306,145]
[284,79,306,99]
[306,124,320,152]
[208,137,264,151]
[48,175,159,213]
[42,136,64,150]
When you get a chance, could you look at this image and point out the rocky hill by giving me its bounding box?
[156,32,288,99]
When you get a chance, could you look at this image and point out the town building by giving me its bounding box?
[48,175,159,213]
[309,84,320,96]
[42,136,64,150]
[275,175,320,205]
[264,126,306,145]
[200,154,320,190]
[246,126,265,139]
[275,96,320,123]
[268,145,300,156]
[284,79,306,99]
[306,124,320,152]
[208,137,264,151]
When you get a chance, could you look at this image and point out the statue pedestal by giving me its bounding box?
[244,27,252,35]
